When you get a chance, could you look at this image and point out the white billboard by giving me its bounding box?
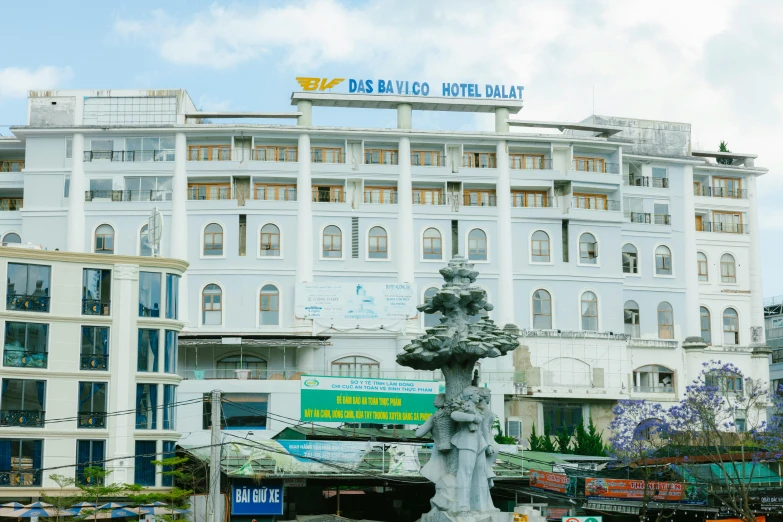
[295,282,417,320]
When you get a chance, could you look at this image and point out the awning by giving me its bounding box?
[674,463,782,485]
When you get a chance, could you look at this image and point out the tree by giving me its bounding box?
[669,361,770,522]
[574,417,606,457]
[492,420,516,445]
[554,426,572,454]
[540,423,556,453]
[77,467,130,522]
[528,422,543,451]
[43,474,80,522]
[718,141,733,165]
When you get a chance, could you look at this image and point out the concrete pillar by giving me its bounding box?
[172,132,189,324]
[297,100,312,127]
[682,165,700,336]
[398,137,414,283]
[495,140,515,326]
[296,133,313,282]
[397,103,412,130]
[747,175,765,341]
[67,133,86,252]
[681,337,707,387]
[495,108,509,133]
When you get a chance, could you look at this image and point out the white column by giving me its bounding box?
[67,133,86,252]
[496,140,515,326]
[296,133,313,282]
[398,136,414,283]
[682,165,700,336]
[747,175,765,340]
[172,132,189,324]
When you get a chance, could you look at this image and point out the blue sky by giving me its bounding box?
[1,0,782,292]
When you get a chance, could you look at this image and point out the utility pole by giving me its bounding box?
[209,390,222,522]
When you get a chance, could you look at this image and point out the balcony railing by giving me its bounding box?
[363,191,398,204]
[572,198,621,211]
[6,294,50,313]
[0,410,45,427]
[413,193,447,205]
[411,153,443,167]
[0,160,24,172]
[0,199,22,211]
[511,196,553,208]
[182,367,444,381]
[521,329,630,341]
[627,339,679,349]
[695,186,748,199]
[699,221,749,234]
[627,212,671,225]
[0,471,42,487]
[84,150,175,162]
[188,148,231,161]
[625,176,669,188]
[463,195,497,207]
[572,160,620,174]
[3,350,47,368]
[633,385,675,393]
[311,190,345,203]
[364,151,399,165]
[255,189,297,201]
[81,353,109,371]
[85,190,172,202]
[509,158,553,170]
[78,412,107,429]
[187,187,231,200]
[253,149,298,162]
[82,299,111,316]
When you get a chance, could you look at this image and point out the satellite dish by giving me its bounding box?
[148,207,163,256]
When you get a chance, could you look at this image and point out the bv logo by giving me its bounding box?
[296,77,345,91]
[303,379,319,387]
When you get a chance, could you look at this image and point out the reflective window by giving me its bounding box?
[468,229,487,261]
[138,272,161,318]
[134,440,156,486]
[260,224,281,256]
[6,263,51,312]
[139,225,152,256]
[423,228,442,260]
[3,233,20,244]
[82,268,111,316]
[203,392,269,429]
[163,384,176,430]
[203,223,224,256]
[581,291,598,331]
[322,225,342,258]
[135,384,157,430]
[622,244,638,274]
[4,322,48,369]
[77,382,107,428]
[531,231,550,263]
[368,227,388,259]
[259,285,280,326]
[94,224,114,254]
[80,327,109,371]
[165,274,179,320]
[76,440,105,485]
[137,329,159,372]
[202,284,222,325]
[164,330,177,373]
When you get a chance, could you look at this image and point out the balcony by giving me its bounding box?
[572,160,620,174]
[3,350,47,369]
[0,410,44,427]
[311,189,345,203]
[253,147,297,162]
[624,176,669,188]
[511,195,552,208]
[0,471,41,487]
[633,385,674,393]
[84,150,174,162]
[311,149,344,164]
[695,186,748,199]
[187,186,231,200]
[6,294,49,313]
[0,160,24,172]
[255,187,297,201]
[699,221,749,234]
[627,339,679,349]
[413,192,447,205]
[411,152,443,167]
[509,157,552,170]
[627,212,671,225]
[78,412,107,429]
[463,153,497,169]
[182,367,442,381]
[572,198,621,211]
[0,199,22,211]
[80,353,109,371]
[82,299,110,316]
[463,194,497,207]
[363,191,398,204]
[188,147,231,161]
[85,190,172,202]
[365,150,398,165]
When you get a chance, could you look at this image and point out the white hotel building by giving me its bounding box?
[0,88,771,491]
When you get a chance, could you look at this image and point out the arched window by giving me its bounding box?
[259,284,280,326]
[203,223,223,256]
[723,307,739,345]
[331,356,380,378]
[322,225,342,258]
[2,233,20,244]
[95,224,114,254]
[259,224,280,256]
[532,289,552,329]
[624,300,640,338]
[622,244,638,274]
[697,252,708,281]
[423,228,442,260]
[721,254,736,283]
[531,231,550,263]
[216,355,267,379]
[202,284,222,325]
[579,233,597,264]
[368,226,388,259]
[655,246,672,275]
[581,291,598,331]
[468,229,487,261]
[139,225,152,256]
[700,307,712,345]
[657,302,674,339]
[633,365,674,393]
[706,369,743,395]
[423,287,442,327]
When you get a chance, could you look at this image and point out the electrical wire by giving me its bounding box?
[22,397,205,427]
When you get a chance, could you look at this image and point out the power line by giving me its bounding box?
[24,397,204,427]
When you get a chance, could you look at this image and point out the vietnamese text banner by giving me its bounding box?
[231,482,283,515]
[295,282,416,320]
[300,375,438,425]
[529,471,576,496]
[585,478,706,505]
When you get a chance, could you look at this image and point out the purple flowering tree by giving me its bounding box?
[669,360,770,522]
[608,400,679,522]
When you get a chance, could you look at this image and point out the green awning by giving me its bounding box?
[674,462,782,485]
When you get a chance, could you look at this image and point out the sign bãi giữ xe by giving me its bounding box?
[300,375,438,425]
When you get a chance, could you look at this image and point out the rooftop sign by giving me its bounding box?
[296,76,523,100]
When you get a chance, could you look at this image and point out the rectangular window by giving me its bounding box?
[81,326,109,371]
[165,274,179,320]
[363,186,397,204]
[161,441,177,487]
[713,177,743,198]
[574,193,608,210]
[136,384,158,430]
[82,269,111,316]
[76,440,105,485]
[411,150,442,167]
[511,191,548,208]
[134,440,157,486]
[654,202,670,225]
[312,185,344,203]
[64,175,70,198]
[66,137,73,159]
[543,403,584,434]
[202,393,269,430]
[254,184,297,201]
[124,177,173,201]
[3,322,48,369]
[412,188,444,205]
[163,385,176,431]
[311,147,342,163]
[78,382,107,429]
[0,439,43,486]
[188,145,230,161]
[462,152,496,168]
[164,331,177,373]
[137,329,159,373]
[254,145,297,162]
[139,272,161,318]
[364,149,398,165]
[463,189,497,207]
[187,183,231,200]
[651,167,668,188]
[712,211,744,233]
[509,154,546,170]
[1,379,45,427]
[6,263,51,313]
[573,156,606,173]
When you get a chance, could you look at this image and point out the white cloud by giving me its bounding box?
[0,66,72,99]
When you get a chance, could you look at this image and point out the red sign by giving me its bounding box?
[529,471,572,495]
[585,478,693,502]
[545,507,570,520]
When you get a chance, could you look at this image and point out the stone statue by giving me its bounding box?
[397,256,518,522]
